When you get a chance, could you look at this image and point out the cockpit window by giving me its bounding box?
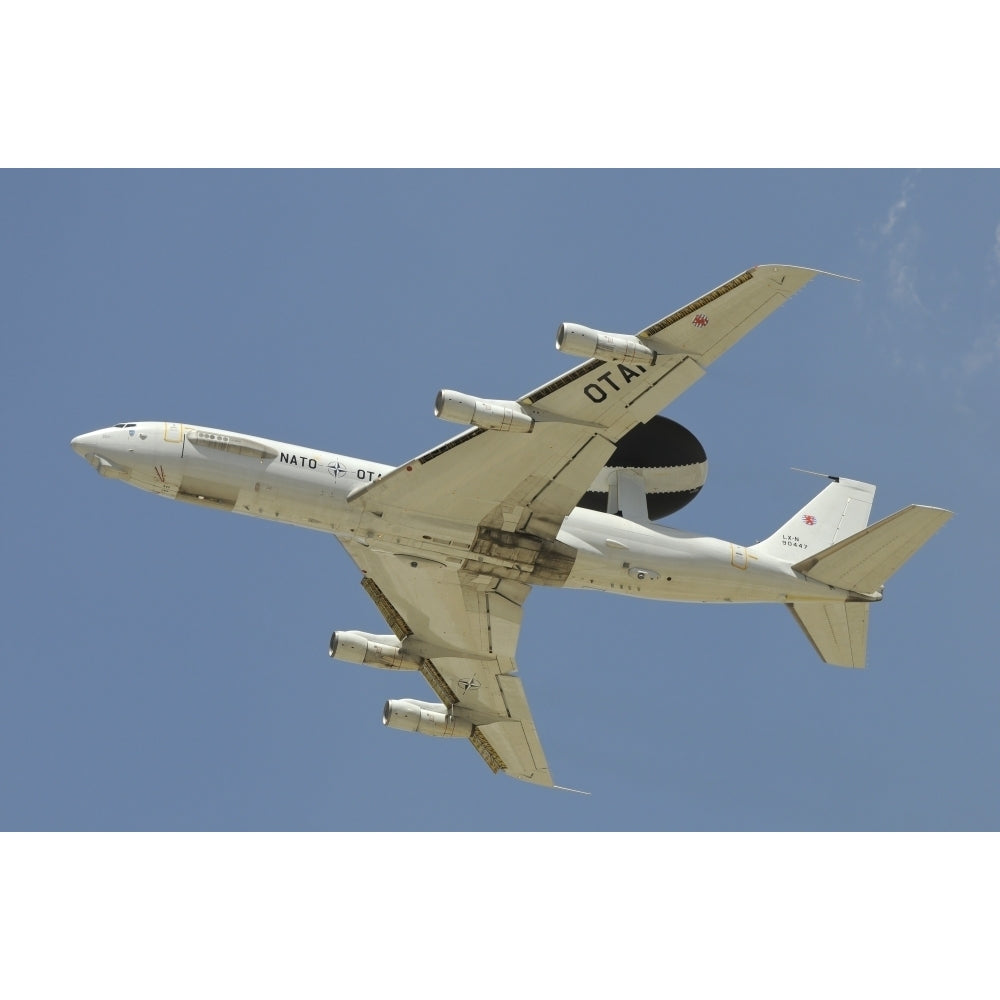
[113,423,137,428]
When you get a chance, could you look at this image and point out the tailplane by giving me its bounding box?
[787,602,870,669]
[786,504,953,668]
[791,504,954,596]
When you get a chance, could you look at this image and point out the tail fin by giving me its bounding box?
[786,504,953,668]
[752,475,876,563]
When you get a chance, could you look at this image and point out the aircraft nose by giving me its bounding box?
[71,428,132,479]
[71,431,102,457]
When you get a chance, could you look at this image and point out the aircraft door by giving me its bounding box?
[163,422,186,459]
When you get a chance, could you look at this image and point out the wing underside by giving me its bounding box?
[339,265,831,784]
[349,265,825,541]
[351,546,553,785]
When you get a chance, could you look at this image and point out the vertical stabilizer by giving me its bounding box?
[752,476,875,563]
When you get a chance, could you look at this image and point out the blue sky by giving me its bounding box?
[4,169,996,832]
[3,169,998,991]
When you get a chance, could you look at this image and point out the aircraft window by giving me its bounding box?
[114,423,126,428]
[125,423,136,428]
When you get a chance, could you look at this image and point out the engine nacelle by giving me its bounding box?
[434,389,534,432]
[556,323,657,366]
[382,699,474,739]
[329,631,420,671]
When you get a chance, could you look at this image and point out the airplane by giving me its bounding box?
[70,264,953,790]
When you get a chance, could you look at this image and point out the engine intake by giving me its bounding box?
[382,699,474,739]
[434,390,534,432]
[329,631,419,671]
[556,323,657,365]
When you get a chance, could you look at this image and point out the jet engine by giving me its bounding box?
[328,631,420,670]
[556,323,657,365]
[576,415,708,520]
[434,390,534,432]
[382,699,474,738]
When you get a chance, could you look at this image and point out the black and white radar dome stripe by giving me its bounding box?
[576,415,708,520]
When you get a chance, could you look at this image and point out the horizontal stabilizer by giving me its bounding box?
[787,602,869,668]
[793,505,953,595]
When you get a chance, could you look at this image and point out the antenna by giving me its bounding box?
[790,467,840,482]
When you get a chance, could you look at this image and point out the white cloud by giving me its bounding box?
[960,324,1000,378]
[990,221,1000,285]
[877,177,923,310]
[862,183,1000,416]
[969,224,1000,373]
[880,182,912,237]
[887,255,921,310]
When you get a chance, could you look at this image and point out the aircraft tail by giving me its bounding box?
[785,504,953,668]
[752,475,877,563]
[787,601,870,669]
[753,476,953,668]
[791,504,954,596]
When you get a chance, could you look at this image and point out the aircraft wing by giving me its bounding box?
[342,265,831,785]
[349,264,830,541]
[343,540,555,786]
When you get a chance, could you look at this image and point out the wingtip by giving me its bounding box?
[752,264,860,283]
[819,268,861,283]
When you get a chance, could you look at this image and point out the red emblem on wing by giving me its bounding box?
[692,314,709,328]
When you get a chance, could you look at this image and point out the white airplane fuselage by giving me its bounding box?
[71,420,851,607]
